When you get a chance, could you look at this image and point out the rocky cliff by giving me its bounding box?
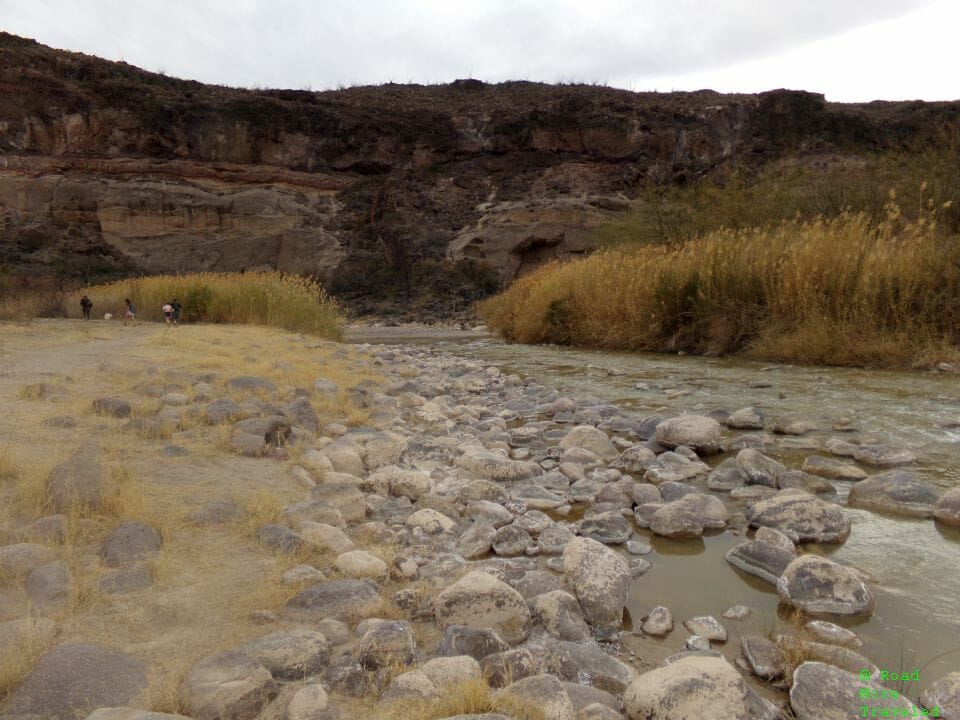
[1,32,958,317]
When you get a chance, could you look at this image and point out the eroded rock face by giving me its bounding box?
[777,555,875,616]
[623,656,751,720]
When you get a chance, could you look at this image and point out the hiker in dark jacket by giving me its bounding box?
[80,295,93,320]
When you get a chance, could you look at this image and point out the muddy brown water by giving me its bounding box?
[348,327,960,695]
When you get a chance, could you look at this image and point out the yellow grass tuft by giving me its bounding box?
[481,201,960,368]
[363,677,545,720]
[67,271,344,339]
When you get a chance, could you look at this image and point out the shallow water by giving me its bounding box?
[350,328,960,694]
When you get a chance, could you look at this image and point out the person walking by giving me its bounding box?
[162,301,173,325]
[80,295,93,320]
[123,298,136,326]
[170,298,182,326]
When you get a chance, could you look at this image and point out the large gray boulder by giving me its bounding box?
[623,656,751,720]
[540,640,638,695]
[25,560,71,609]
[481,648,537,689]
[853,444,916,467]
[434,571,531,645]
[650,493,728,538]
[531,590,591,642]
[100,522,162,567]
[435,624,509,660]
[179,650,278,720]
[724,540,795,585]
[234,629,330,680]
[456,522,497,559]
[726,407,764,430]
[736,449,787,488]
[454,450,541,481]
[790,662,916,720]
[847,470,940,517]
[0,543,57,582]
[921,671,960,719]
[655,415,723,454]
[558,425,618,462]
[284,579,380,622]
[356,619,418,669]
[800,455,867,480]
[746,490,851,543]
[4,642,147,720]
[934,487,960,527]
[777,555,875,616]
[562,537,630,637]
[496,674,575,720]
[47,450,108,513]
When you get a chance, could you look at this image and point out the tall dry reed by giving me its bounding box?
[480,201,960,367]
[68,272,344,339]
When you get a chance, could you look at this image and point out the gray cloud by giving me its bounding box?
[0,0,940,94]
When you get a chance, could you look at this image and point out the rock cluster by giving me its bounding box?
[2,336,949,720]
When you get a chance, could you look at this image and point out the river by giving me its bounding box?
[348,326,960,694]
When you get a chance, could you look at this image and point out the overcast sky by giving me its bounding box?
[1,0,958,102]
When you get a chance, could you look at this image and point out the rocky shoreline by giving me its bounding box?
[2,329,960,719]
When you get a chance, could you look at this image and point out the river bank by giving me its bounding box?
[1,320,958,719]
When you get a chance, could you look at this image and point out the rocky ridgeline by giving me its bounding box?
[3,342,960,720]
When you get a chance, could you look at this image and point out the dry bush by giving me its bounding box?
[481,197,960,368]
[69,271,344,339]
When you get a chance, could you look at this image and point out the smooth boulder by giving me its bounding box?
[562,538,630,637]
[746,491,851,543]
[847,470,940,517]
[179,650,278,720]
[4,642,147,720]
[623,656,750,720]
[434,571,531,645]
[654,416,722,454]
[790,662,916,720]
[777,555,875,616]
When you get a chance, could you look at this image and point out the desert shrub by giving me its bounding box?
[70,271,343,339]
[481,197,960,368]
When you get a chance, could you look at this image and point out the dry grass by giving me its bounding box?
[355,677,545,720]
[67,271,344,339]
[0,319,391,713]
[481,199,960,368]
[0,616,56,700]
